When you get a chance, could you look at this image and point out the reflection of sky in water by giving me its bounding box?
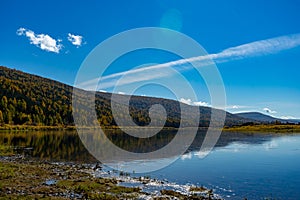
[118,135,300,200]
[106,156,178,173]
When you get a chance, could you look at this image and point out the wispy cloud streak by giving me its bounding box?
[78,33,300,90]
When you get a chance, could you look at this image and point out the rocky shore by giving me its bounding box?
[0,155,222,200]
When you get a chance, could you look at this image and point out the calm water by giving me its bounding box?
[151,134,300,199]
[1,130,300,199]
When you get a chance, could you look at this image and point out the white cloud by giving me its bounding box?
[117,91,125,95]
[181,152,192,160]
[17,27,62,53]
[217,143,250,153]
[225,105,252,111]
[194,150,211,158]
[179,98,210,107]
[16,28,26,36]
[193,101,210,107]
[280,116,296,120]
[263,107,277,114]
[226,105,240,109]
[67,33,83,47]
[213,34,300,62]
[179,98,193,105]
[78,33,300,91]
[230,110,258,114]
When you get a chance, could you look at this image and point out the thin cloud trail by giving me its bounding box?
[78,33,300,90]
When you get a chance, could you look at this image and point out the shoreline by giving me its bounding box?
[0,125,207,132]
[1,124,300,133]
[0,155,222,199]
[0,125,77,131]
[223,124,300,133]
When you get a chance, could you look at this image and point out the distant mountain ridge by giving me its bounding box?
[236,112,300,124]
[0,65,257,127]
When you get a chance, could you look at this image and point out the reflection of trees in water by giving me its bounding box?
[0,130,275,162]
[103,129,177,153]
[190,130,275,152]
[0,131,96,162]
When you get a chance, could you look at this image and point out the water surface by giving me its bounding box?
[1,130,299,199]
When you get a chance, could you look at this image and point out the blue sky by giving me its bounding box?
[0,0,300,118]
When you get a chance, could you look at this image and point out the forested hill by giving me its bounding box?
[0,66,74,126]
[0,66,252,127]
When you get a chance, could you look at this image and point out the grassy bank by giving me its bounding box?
[0,125,186,132]
[223,124,300,133]
[2,124,300,133]
[0,125,77,131]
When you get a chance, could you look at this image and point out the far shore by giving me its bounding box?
[0,125,204,131]
[1,124,300,133]
[0,125,77,131]
[223,124,300,133]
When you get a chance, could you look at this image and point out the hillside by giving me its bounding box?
[236,112,278,122]
[0,66,253,128]
[236,112,300,124]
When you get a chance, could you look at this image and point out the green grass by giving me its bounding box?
[0,145,14,156]
[0,125,76,131]
[223,124,300,133]
[0,161,141,199]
